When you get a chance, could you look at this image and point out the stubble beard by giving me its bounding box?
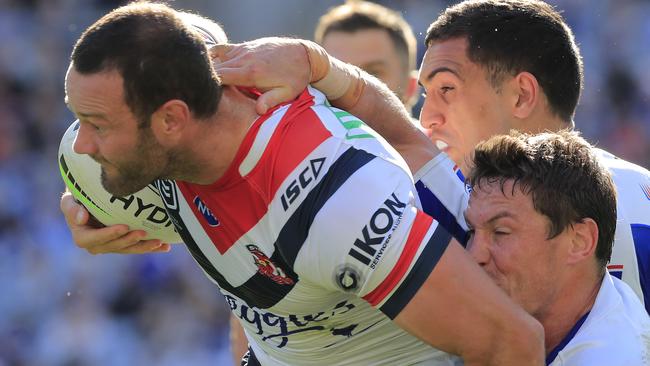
[100,128,168,197]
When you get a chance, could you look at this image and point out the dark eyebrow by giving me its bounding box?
[485,211,515,225]
[77,111,106,119]
[64,100,105,119]
[418,66,462,88]
[464,210,515,228]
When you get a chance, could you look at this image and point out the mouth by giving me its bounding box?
[435,140,449,151]
[90,154,109,166]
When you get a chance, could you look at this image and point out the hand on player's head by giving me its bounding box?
[59,192,171,255]
[210,37,311,115]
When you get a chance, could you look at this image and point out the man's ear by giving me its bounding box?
[566,218,599,265]
[403,69,420,110]
[150,99,191,145]
[509,71,540,120]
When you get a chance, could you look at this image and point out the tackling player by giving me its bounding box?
[465,130,650,364]
[211,0,650,314]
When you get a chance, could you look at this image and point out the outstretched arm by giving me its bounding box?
[292,147,544,364]
[211,38,437,172]
[395,239,544,364]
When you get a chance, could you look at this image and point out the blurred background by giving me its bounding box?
[0,0,648,365]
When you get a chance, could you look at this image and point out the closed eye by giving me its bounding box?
[440,86,454,94]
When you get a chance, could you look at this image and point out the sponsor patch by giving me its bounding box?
[348,192,406,268]
[193,195,220,227]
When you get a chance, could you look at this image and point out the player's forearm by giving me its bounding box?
[230,315,248,365]
[395,240,545,365]
[304,41,437,172]
[341,66,436,172]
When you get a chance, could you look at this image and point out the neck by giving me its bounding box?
[519,98,572,134]
[173,87,259,184]
[537,270,602,354]
[460,109,571,175]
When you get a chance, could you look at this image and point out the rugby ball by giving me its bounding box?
[58,121,182,243]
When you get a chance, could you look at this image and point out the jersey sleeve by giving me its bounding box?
[601,150,650,313]
[413,153,470,245]
[291,150,452,319]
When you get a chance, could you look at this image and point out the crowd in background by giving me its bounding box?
[1,0,648,365]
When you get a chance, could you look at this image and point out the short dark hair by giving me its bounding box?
[71,1,222,125]
[315,1,416,72]
[425,0,583,123]
[468,130,617,269]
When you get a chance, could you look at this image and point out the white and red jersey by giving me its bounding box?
[596,149,650,313]
[155,88,459,365]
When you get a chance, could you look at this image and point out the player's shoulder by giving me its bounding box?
[304,87,410,171]
[595,148,650,213]
[595,148,650,180]
[256,87,410,177]
[585,274,649,337]
[553,275,650,365]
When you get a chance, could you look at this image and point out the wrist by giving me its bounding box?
[300,40,365,109]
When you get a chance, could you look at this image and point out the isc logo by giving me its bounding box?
[280,157,326,211]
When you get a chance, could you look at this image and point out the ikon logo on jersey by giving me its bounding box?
[193,195,220,227]
[348,192,406,268]
[247,244,295,285]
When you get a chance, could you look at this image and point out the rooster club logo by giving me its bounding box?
[247,244,295,285]
[193,196,220,227]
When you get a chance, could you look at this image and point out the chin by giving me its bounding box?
[100,169,151,197]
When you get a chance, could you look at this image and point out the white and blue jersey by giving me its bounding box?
[414,155,470,245]
[414,147,650,314]
[546,273,650,365]
[596,149,650,313]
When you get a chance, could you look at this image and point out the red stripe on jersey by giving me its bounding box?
[246,99,331,200]
[363,211,434,306]
[177,90,332,254]
[607,264,624,270]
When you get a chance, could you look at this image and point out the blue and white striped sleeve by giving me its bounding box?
[413,153,470,245]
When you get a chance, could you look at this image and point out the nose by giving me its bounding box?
[72,123,98,156]
[419,97,445,130]
[467,233,490,267]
